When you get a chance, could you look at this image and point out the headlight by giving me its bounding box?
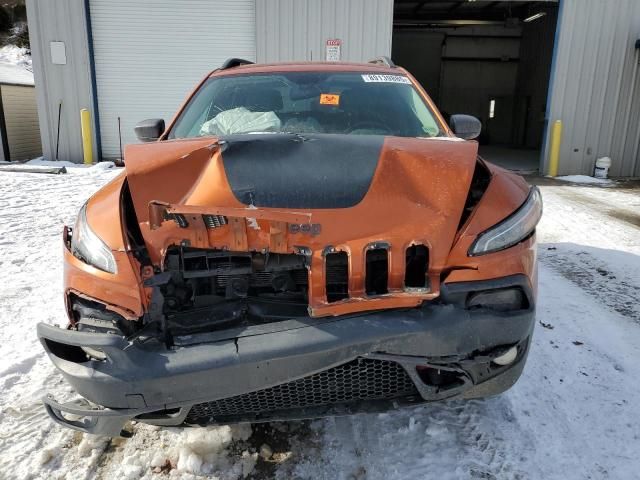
[70,203,117,273]
[469,186,542,256]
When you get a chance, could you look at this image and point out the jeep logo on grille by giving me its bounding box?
[289,223,322,236]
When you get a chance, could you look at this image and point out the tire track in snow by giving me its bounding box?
[540,245,640,324]
[536,183,640,323]
[281,398,534,480]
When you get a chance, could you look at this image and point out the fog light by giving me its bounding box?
[493,346,518,366]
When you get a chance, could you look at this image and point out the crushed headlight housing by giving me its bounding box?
[469,186,542,256]
[70,203,117,273]
[467,288,528,311]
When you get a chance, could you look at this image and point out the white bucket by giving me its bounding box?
[594,157,611,179]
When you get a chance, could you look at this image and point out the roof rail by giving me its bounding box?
[368,56,396,68]
[221,58,255,70]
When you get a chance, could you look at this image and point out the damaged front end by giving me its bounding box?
[39,273,535,436]
[151,247,312,339]
[38,133,537,436]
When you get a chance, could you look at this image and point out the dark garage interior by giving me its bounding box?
[393,0,559,173]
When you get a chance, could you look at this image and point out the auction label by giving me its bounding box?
[361,74,411,84]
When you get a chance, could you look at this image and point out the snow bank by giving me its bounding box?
[83,424,258,479]
[554,174,614,185]
[0,45,32,70]
[26,158,118,174]
[0,45,34,88]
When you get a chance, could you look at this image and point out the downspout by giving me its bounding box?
[540,0,565,174]
[83,0,102,161]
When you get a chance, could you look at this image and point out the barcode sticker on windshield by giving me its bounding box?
[361,74,411,84]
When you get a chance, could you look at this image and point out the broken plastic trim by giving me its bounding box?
[148,200,311,230]
[202,214,228,229]
[155,247,311,339]
[43,394,169,437]
[43,338,88,363]
[466,287,529,312]
[365,353,474,401]
[458,159,491,231]
[120,180,150,265]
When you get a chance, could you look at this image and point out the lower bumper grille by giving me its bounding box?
[185,358,418,424]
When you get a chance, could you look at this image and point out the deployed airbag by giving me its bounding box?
[200,107,282,136]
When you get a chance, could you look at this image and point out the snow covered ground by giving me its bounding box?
[0,45,32,71]
[0,167,639,479]
[0,45,33,89]
[554,174,614,185]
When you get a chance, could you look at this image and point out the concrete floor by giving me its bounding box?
[479,145,541,173]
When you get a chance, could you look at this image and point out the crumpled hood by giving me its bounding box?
[213,133,385,209]
[125,133,478,310]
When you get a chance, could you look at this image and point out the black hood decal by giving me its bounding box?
[219,133,384,209]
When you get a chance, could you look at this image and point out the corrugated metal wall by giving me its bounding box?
[25,0,640,175]
[0,85,43,161]
[25,0,95,164]
[89,0,256,158]
[545,0,640,177]
[256,0,393,63]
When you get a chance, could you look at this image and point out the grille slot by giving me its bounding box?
[405,244,429,289]
[365,248,389,295]
[325,251,349,302]
[185,358,418,424]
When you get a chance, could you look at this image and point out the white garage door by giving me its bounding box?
[89,0,256,159]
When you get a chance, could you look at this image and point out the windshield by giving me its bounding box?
[169,72,443,139]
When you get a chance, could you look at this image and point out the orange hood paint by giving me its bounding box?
[124,135,479,316]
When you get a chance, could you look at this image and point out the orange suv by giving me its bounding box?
[39,58,541,436]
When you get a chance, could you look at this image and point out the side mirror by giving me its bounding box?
[449,114,482,140]
[134,118,165,142]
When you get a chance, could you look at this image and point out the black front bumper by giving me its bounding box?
[38,276,535,436]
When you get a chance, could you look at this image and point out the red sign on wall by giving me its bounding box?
[325,39,342,61]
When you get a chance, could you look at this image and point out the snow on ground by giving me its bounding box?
[0,45,33,88]
[0,168,639,479]
[0,45,32,70]
[554,174,614,185]
[24,158,117,172]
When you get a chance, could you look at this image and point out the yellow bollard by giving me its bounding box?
[80,109,93,165]
[548,120,562,177]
